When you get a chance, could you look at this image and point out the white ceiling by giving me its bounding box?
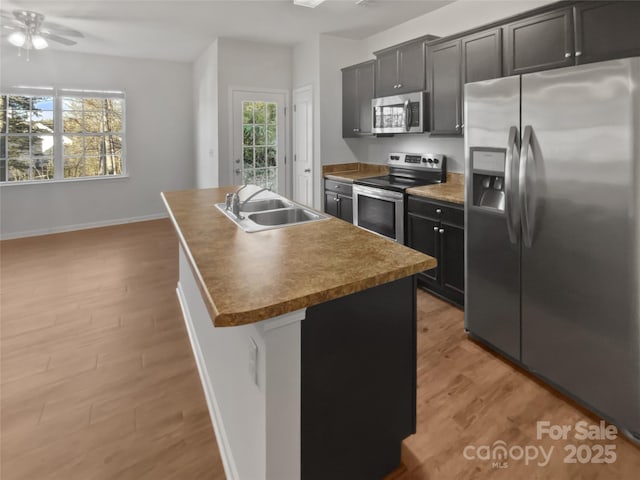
[0,0,453,62]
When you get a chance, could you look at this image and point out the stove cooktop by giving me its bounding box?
[353,152,447,193]
[354,175,441,193]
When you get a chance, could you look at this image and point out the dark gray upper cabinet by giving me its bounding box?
[573,1,640,65]
[504,7,575,75]
[428,39,462,135]
[462,28,503,84]
[374,36,436,97]
[341,60,375,138]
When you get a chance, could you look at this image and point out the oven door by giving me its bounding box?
[353,184,404,243]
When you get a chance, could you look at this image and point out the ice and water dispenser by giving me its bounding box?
[470,148,507,211]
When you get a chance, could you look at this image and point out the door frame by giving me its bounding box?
[228,86,291,196]
[292,85,314,206]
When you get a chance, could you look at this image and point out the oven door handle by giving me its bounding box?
[353,185,404,202]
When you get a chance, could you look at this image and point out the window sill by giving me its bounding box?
[0,175,130,187]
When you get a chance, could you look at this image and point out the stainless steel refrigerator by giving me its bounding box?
[464,57,640,443]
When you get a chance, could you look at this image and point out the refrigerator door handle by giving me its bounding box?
[505,126,520,244]
[519,125,534,248]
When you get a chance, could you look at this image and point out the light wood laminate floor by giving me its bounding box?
[1,219,638,479]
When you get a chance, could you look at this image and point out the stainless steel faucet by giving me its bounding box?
[226,185,269,219]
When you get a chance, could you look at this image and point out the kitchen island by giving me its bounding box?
[161,186,436,480]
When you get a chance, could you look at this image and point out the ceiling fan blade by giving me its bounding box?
[2,24,19,31]
[42,21,84,38]
[41,32,76,46]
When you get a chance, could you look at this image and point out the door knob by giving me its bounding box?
[304,168,311,173]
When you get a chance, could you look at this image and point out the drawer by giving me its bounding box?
[407,195,464,227]
[324,179,353,196]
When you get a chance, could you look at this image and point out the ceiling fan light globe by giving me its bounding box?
[32,35,48,50]
[8,31,26,47]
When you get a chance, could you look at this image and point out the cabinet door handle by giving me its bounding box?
[436,208,442,214]
[397,83,403,89]
[564,52,572,58]
[439,228,445,234]
[433,226,439,232]
[353,128,359,132]
[304,168,311,173]
[575,51,582,57]
[455,124,460,130]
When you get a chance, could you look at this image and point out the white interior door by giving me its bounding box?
[232,90,286,193]
[292,86,313,206]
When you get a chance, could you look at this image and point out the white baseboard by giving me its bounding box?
[0,213,169,240]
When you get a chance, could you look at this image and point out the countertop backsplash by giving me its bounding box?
[340,135,465,173]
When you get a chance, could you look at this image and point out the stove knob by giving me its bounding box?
[422,158,427,163]
[433,158,439,164]
[427,158,433,164]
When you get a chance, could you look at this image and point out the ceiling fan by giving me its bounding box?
[1,10,83,60]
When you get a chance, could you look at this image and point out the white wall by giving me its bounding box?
[193,40,219,188]
[310,0,555,173]
[217,39,292,189]
[0,48,194,239]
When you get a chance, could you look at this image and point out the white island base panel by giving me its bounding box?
[176,245,304,480]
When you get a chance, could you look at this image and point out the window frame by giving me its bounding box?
[0,87,127,185]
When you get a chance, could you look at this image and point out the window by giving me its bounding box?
[242,101,278,190]
[0,89,125,183]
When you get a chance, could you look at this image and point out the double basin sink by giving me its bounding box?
[215,191,328,232]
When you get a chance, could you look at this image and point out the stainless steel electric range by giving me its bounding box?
[353,152,446,243]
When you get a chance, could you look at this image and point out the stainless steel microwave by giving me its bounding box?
[372,91,425,134]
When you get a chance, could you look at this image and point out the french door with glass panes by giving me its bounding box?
[232,90,286,193]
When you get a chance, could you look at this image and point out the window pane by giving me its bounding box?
[105,112,122,132]
[0,96,6,110]
[83,98,103,111]
[105,155,122,175]
[254,168,267,188]
[63,111,83,133]
[32,97,53,111]
[243,102,254,124]
[84,135,102,156]
[267,103,276,124]
[8,136,29,158]
[31,135,54,157]
[0,136,5,157]
[254,102,266,124]
[0,159,6,182]
[8,159,30,181]
[255,147,266,168]
[84,112,104,133]
[85,156,104,176]
[32,110,54,133]
[8,111,30,133]
[0,111,6,134]
[63,136,84,156]
[243,168,254,185]
[266,167,277,190]
[267,147,277,167]
[243,125,253,146]
[243,147,254,169]
[32,157,53,180]
[63,98,82,111]
[105,135,122,156]
[64,157,83,177]
[106,98,123,114]
[254,125,266,146]
[267,125,276,145]
[8,96,31,110]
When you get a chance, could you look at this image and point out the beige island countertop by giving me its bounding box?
[162,186,436,327]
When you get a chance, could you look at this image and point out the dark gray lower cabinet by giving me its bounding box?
[302,276,416,480]
[407,196,464,307]
[324,178,353,223]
